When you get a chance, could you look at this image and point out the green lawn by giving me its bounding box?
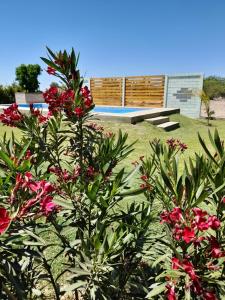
[0,114,224,167]
[96,114,225,166]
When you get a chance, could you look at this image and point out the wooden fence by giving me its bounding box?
[90,75,165,107]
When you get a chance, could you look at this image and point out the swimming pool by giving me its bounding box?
[18,103,147,114]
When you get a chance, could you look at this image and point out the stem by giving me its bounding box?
[39,249,60,300]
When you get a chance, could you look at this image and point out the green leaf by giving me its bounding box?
[0,150,14,170]
[146,283,166,298]
[62,281,86,292]
[17,139,32,161]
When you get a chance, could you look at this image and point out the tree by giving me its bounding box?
[15,64,42,92]
[199,90,215,126]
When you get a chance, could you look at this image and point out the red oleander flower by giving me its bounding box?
[0,207,11,234]
[0,103,23,127]
[165,283,176,300]
[208,236,225,258]
[43,87,61,113]
[222,196,225,203]
[182,259,197,280]
[208,215,220,230]
[47,66,56,75]
[75,107,83,118]
[169,207,182,222]
[30,104,49,124]
[179,142,188,152]
[192,208,210,231]
[182,226,195,243]
[171,257,181,270]
[40,195,57,216]
[160,207,182,224]
[87,166,95,177]
[166,138,176,148]
[84,98,92,108]
[140,175,148,181]
[203,291,217,300]
[80,86,90,98]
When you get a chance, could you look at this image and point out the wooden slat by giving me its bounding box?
[90,75,165,107]
[125,75,164,107]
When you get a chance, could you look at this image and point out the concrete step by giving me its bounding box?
[157,121,180,131]
[145,116,169,125]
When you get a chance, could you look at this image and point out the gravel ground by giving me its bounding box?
[201,99,225,119]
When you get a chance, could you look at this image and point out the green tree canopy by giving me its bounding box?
[15,64,42,93]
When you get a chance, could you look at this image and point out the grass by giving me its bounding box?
[93,114,225,169]
[0,114,224,166]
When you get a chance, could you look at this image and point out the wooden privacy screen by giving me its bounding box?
[90,77,122,106]
[90,75,165,107]
[125,75,165,107]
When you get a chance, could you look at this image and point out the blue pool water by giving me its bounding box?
[18,103,147,114]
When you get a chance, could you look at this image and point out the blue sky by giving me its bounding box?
[0,0,225,90]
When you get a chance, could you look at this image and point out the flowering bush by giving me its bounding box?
[141,133,225,299]
[0,47,224,299]
[0,48,153,299]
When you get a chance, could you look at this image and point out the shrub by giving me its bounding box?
[0,83,21,104]
[0,47,224,300]
[140,133,225,299]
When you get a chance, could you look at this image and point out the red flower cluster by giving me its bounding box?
[48,165,81,182]
[161,206,223,299]
[160,207,221,244]
[43,85,93,118]
[80,86,92,108]
[30,104,51,124]
[140,174,152,190]
[166,138,188,152]
[0,207,11,234]
[0,103,23,127]
[10,172,57,217]
[43,86,62,113]
[170,256,217,299]
[166,283,176,300]
[87,122,104,132]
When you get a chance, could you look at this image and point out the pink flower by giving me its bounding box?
[40,196,57,216]
[0,208,11,234]
[47,66,56,75]
[182,226,195,243]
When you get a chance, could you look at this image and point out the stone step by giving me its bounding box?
[145,116,169,125]
[157,121,180,131]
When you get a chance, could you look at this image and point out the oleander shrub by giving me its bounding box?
[140,134,225,299]
[0,47,224,300]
